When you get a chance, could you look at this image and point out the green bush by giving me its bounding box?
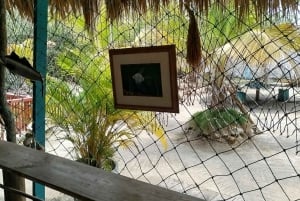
[46,45,167,170]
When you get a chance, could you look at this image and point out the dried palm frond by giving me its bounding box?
[81,0,100,31]
[6,0,34,20]
[266,23,300,51]
[5,0,300,32]
[105,0,122,21]
[215,24,300,82]
[185,4,202,69]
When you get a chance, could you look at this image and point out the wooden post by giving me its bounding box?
[32,0,48,199]
[278,88,289,102]
[255,88,260,101]
[0,141,204,201]
[0,0,26,200]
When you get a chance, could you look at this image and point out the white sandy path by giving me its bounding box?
[114,88,300,201]
[114,125,300,200]
[0,87,299,201]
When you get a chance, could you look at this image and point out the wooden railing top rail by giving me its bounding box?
[0,141,204,201]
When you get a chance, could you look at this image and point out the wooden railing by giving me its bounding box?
[4,93,32,133]
[0,141,205,201]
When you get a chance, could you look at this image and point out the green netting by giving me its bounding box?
[2,3,300,201]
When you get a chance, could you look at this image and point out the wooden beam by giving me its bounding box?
[0,141,204,201]
[33,0,48,198]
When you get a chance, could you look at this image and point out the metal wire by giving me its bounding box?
[3,4,300,201]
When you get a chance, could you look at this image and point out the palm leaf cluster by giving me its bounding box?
[217,23,300,81]
[46,45,167,169]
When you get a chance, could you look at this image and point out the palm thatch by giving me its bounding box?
[5,0,299,30]
[217,23,300,82]
[5,0,299,67]
[185,3,202,69]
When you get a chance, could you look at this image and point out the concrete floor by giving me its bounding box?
[0,87,299,201]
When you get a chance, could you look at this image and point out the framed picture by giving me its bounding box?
[109,45,179,113]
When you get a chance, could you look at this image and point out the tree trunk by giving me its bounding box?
[0,0,26,200]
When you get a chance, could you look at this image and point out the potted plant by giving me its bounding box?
[46,47,167,171]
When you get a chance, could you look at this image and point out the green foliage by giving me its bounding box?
[6,12,33,44]
[46,44,167,170]
[155,4,188,51]
[201,3,258,51]
[192,108,248,133]
[47,15,94,78]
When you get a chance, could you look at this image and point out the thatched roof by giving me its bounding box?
[216,23,300,81]
[6,0,299,29]
[5,0,299,67]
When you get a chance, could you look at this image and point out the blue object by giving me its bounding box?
[33,0,48,199]
[245,80,265,89]
[242,67,254,80]
[278,88,289,102]
[236,91,246,103]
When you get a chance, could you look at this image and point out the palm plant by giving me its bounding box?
[219,23,300,81]
[46,45,167,170]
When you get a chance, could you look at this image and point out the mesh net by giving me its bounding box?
[1,3,300,201]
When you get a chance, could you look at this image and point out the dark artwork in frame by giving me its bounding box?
[121,63,163,97]
[109,45,179,113]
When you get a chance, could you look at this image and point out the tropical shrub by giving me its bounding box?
[46,46,167,170]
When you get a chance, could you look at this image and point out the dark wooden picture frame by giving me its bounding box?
[109,45,179,113]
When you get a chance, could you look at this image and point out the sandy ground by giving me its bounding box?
[0,87,299,201]
[114,87,300,201]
